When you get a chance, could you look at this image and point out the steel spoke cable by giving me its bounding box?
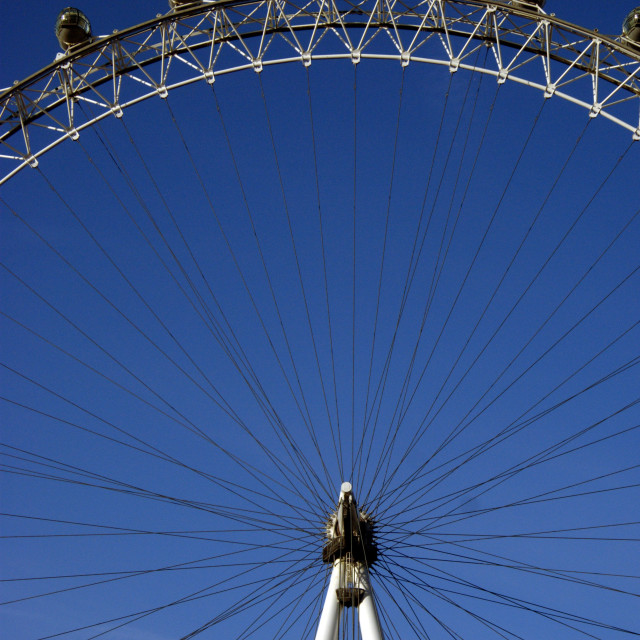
[305,68,344,481]
[0,477,324,575]
[380,569,555,639]
[353,70,455,490]
[393,142,638,480]
[424,470,640,539]
[0,308,241,456]
[0,324,320,517]
[384,550,629,637]
[0,356,316,521]
[76,100,218,328]
[0,206,323,514]
[304,67,344,479]
[372,573,422,640]
[0,445,327,537]
[0,457,291,530]
[417,403,640,530]
[255,71,337,493]
[71,121,317,492]
[377,353,640,526]
[414,555,635,636]
[154,566,321,640]
[0,558,303,584]
[38,550,319,640]
[380,398,639,533]
[235,560,324,640]
[377,553,448,639]
[352,62,358,482]
[365,55,488,496]
[4,174,242,431]
[369,71,490,493]
[424,261,640,476]
[380,559,505,640]
[272,573,327,640]
[0,541,310,606]
[404,336,640,516]
[374,585,407,640]
[0,194,262,450]
[75,120,330,515]
[384,532,639,599]
[25,165,276,464]
[75,106,275,416]
[0,465,323,541]
[375,562,432,639]
[118,105,327,507]
[372,320,640,521]
[176,554,322,639]
[397,520,640,547]
[382,538,640,598]
[414,461,640,537]
[0,393,311,518]
[360,80,505,510]
[0,388,318,531]
[189,85,332,502]
[386,516,519,638]
[62,133,258,424]
[378,118,592,497]
[385,550,638,600]
[355,70,457,495]
[376,557,519,640]
[360,66,406,449]
[0,516,321,546]
[0,513,322,560]
[0,451,326,536]
[418,205,640,472]
[375,260,639,518]
[400,533,640,590]
[371,98,549,510]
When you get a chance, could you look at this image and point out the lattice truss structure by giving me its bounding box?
[1,0,639,183]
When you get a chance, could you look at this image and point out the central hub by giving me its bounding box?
[315,483,384,637]
[323,482,378,565]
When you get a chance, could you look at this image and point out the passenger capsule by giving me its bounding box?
[512,0,546,8]
[55,7,92,50]
[169,0,200,8]
[623,7,640,43]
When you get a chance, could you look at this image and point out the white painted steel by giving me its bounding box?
[315,561,341,640]
[355,564,383,640]
[315,483,383,640]
[2,0,640,184]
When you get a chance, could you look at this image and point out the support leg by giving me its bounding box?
[315,561,341,640]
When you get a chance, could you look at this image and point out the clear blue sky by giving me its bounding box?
[1,2,639,639]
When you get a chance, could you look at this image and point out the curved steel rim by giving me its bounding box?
[1,0,639,184]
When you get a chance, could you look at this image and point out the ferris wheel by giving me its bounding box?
[1,1,639,638]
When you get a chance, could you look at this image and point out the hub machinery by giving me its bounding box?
[316,483,382,640]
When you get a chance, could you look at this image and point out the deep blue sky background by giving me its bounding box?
[1,2,639,639]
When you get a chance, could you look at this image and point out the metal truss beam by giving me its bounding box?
[1,0,639,183]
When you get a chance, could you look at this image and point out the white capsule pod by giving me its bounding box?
[511,0,546,8]
[55,7,92,50]
[623,6,640,43]
[169,0,201,9]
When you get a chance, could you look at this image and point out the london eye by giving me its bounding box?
[1,1,639,638]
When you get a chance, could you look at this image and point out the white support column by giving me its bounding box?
[356,564,383,640]
[314,482,384,640]
[315,560,341,640]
